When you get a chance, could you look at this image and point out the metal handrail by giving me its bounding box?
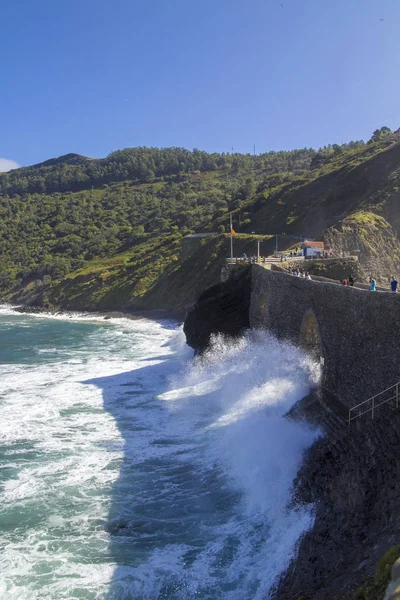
[225,256,305,265]
[348,382,400,424]
[350,382,399,411]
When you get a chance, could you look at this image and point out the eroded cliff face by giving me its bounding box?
[183,266,251,353]
[324,213,400,283]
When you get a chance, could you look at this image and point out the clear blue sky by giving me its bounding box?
[1,0,399,168]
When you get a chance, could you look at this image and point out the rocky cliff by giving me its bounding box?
[324,211,400,283]
[275,394,400,599]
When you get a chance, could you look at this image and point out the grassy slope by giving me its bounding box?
[9,233,273,314]
[8,233,182,311]
[347,546,400,600]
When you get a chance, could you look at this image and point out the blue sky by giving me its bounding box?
[1,0,399,169]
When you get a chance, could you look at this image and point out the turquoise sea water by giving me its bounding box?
[0,307,319,600]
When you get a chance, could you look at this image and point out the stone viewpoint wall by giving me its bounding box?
[183,265,400,598]
[250,265,400,409]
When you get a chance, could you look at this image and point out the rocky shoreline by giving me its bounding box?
[1,303,183,323]
[274,391,400,599]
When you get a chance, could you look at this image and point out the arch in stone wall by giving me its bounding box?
[258,292,269,326]
[300,310,322,361]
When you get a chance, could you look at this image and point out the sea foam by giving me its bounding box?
[0,311,319,599]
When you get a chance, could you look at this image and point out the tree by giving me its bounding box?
[332,144,343,155]
[230,159,240,175]
[369,126,392,143]
[242,177,257,200]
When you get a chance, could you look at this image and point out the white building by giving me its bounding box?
[302,241,325,258]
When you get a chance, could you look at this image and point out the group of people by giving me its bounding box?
[343,276,398,292]
[240,254,281,264]
[289,267,312,279]
[340,276,355,287]
[367,276,398,292]
[288,248,301,258]
[238,252,399,295]
[240,253,262,263]
[368,276,398,292]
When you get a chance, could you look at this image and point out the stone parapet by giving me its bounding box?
[250,264,400,408]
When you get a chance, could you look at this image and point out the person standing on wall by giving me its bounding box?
[370,278,377,291]
[391,276,398,293]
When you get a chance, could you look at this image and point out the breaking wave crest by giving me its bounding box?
[0,311,319,599]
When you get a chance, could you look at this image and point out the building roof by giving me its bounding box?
[303,241,325,248]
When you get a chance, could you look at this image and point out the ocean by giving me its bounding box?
[0,306,319,600]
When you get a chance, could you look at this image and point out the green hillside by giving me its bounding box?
[0,146,315,292]
[1,126,400,312]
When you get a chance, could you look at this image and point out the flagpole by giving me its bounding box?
[230,213,233,259]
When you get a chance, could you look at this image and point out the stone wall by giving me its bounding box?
[179,234,217,262]
[277,256,361,282]
[183,264,400,599]
[250,264,400,408]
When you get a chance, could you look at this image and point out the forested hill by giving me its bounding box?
[1,126,400,312]
[0,146,316,197]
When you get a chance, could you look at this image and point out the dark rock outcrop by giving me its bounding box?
[324,214,400,283]
[183,266,251,353]
[276,396,400,599]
